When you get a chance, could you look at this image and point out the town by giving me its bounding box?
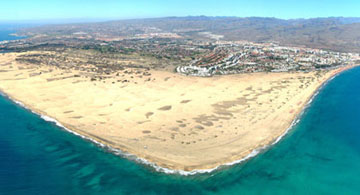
[2,30,360,79]
[177,41,360,77]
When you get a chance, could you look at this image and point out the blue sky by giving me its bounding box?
[1,0,359,22]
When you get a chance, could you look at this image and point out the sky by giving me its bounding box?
[0,0,359,22]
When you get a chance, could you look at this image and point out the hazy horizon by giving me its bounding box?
[1,0,359,22]
[2,15,360,26]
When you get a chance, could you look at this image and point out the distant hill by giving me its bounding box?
[19,16,360,53]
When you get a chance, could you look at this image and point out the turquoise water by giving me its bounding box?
[1,30,360,194]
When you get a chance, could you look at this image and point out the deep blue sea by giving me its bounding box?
[1,28,360,194]
[0,28,25,42]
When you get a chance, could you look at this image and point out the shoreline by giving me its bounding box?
[0,64,357,175]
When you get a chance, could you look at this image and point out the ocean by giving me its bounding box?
[0,28,26,42]
[1,28,360,194]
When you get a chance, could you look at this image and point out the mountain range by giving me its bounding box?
[19,16,360,53]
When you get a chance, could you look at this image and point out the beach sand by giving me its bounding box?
[0,51,354,172]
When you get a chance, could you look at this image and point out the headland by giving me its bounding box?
[0,50,356,173]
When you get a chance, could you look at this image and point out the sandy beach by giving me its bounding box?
[0,51,355,172]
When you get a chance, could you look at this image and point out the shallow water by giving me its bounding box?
[1,30,360,194]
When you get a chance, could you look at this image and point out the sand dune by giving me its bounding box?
[0,52,355,171]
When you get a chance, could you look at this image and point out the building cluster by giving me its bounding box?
[177,41,360,76]
[3,33,360,78]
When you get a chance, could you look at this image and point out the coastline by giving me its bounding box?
[0,52,357,175]
[1,66,356,176]
[0,66,349,175]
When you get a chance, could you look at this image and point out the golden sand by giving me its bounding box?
[0,52,354,171]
